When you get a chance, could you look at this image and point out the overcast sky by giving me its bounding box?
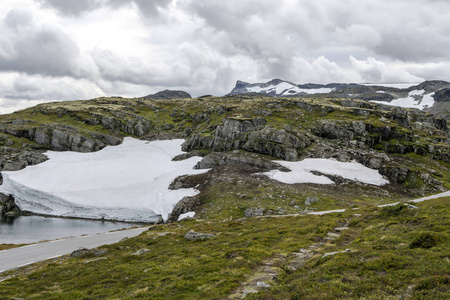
[1,0,450,113]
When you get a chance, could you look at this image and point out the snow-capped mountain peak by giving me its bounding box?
[228,79,334,97]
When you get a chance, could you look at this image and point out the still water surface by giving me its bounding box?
[0,215,137,244]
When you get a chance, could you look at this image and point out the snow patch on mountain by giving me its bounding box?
[371,90,435,110]
[261,158,389,186]
[0,138,208,222]
[247,81,333,96]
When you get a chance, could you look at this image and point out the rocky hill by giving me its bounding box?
[0,92,449,298]
[143,89,192,100]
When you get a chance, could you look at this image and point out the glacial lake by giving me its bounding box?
[0,215,138,244]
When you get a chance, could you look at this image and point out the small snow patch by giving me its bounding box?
[261,158,388,186]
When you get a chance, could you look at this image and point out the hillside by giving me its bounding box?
[0,93,449,298]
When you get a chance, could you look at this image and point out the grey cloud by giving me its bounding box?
[37,0,174,19]
[4,8,33,28]
[0,22,80,77]
[0,9,98,80]
[37,0,103,16]
[90,49,191,87]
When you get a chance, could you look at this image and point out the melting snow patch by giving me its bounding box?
[261,158,388,186]
[0,138,208,222]
[371,90,435,110]
[179,212,196,220]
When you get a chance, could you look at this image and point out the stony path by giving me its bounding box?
[226,218,355,299]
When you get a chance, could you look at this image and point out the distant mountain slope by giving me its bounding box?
[143,90,191,100]
[228,79,450,117]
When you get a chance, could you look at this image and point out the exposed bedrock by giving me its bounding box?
[0,192,21,217]
[182,117,312,161]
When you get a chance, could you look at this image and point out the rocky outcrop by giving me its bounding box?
[143,90,192,100]
[0,192,21,217]
[166,196,201,223]
[183,118,312,161]
[0,123,122,153]
[194,151,290,171]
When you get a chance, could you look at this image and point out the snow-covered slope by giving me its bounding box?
[0,138,208,222]
[370,89,435,110]
[245,80,334,96]
[228,79,335,97]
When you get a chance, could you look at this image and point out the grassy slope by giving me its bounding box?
[0,198,448,299]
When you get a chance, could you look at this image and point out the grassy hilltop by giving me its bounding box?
[0,94,449,298]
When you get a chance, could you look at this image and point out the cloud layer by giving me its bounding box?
[1,0,450,113]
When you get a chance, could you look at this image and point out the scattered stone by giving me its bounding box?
[305,196,319,206]
[245,208,265,218]
[132,249,151,256]
[327,232,340,239]
[322,249,356,259]
[184,230,215,241]
[256,281,271,288]
[277,207,286,215]
[84,257,108,264]
[406,204,419,209]
[334,227,350,231]
[70,248,107,258]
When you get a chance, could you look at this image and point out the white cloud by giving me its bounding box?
[349,56,424,83]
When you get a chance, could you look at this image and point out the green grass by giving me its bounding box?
[0,213,340,299]
[247,198,450,299]
[1,198,448,299]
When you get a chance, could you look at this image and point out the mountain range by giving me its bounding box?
[228,79,450,119]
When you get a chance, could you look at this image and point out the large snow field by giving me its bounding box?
[261,158,389,186]
[0,138,208,222]
[371,90,435,110]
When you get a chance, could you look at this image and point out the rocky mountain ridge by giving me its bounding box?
[228,79,450,119]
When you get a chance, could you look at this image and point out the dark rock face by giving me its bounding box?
[143,90,192,100]
[0,193,21,217]
[433,88,450,102]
